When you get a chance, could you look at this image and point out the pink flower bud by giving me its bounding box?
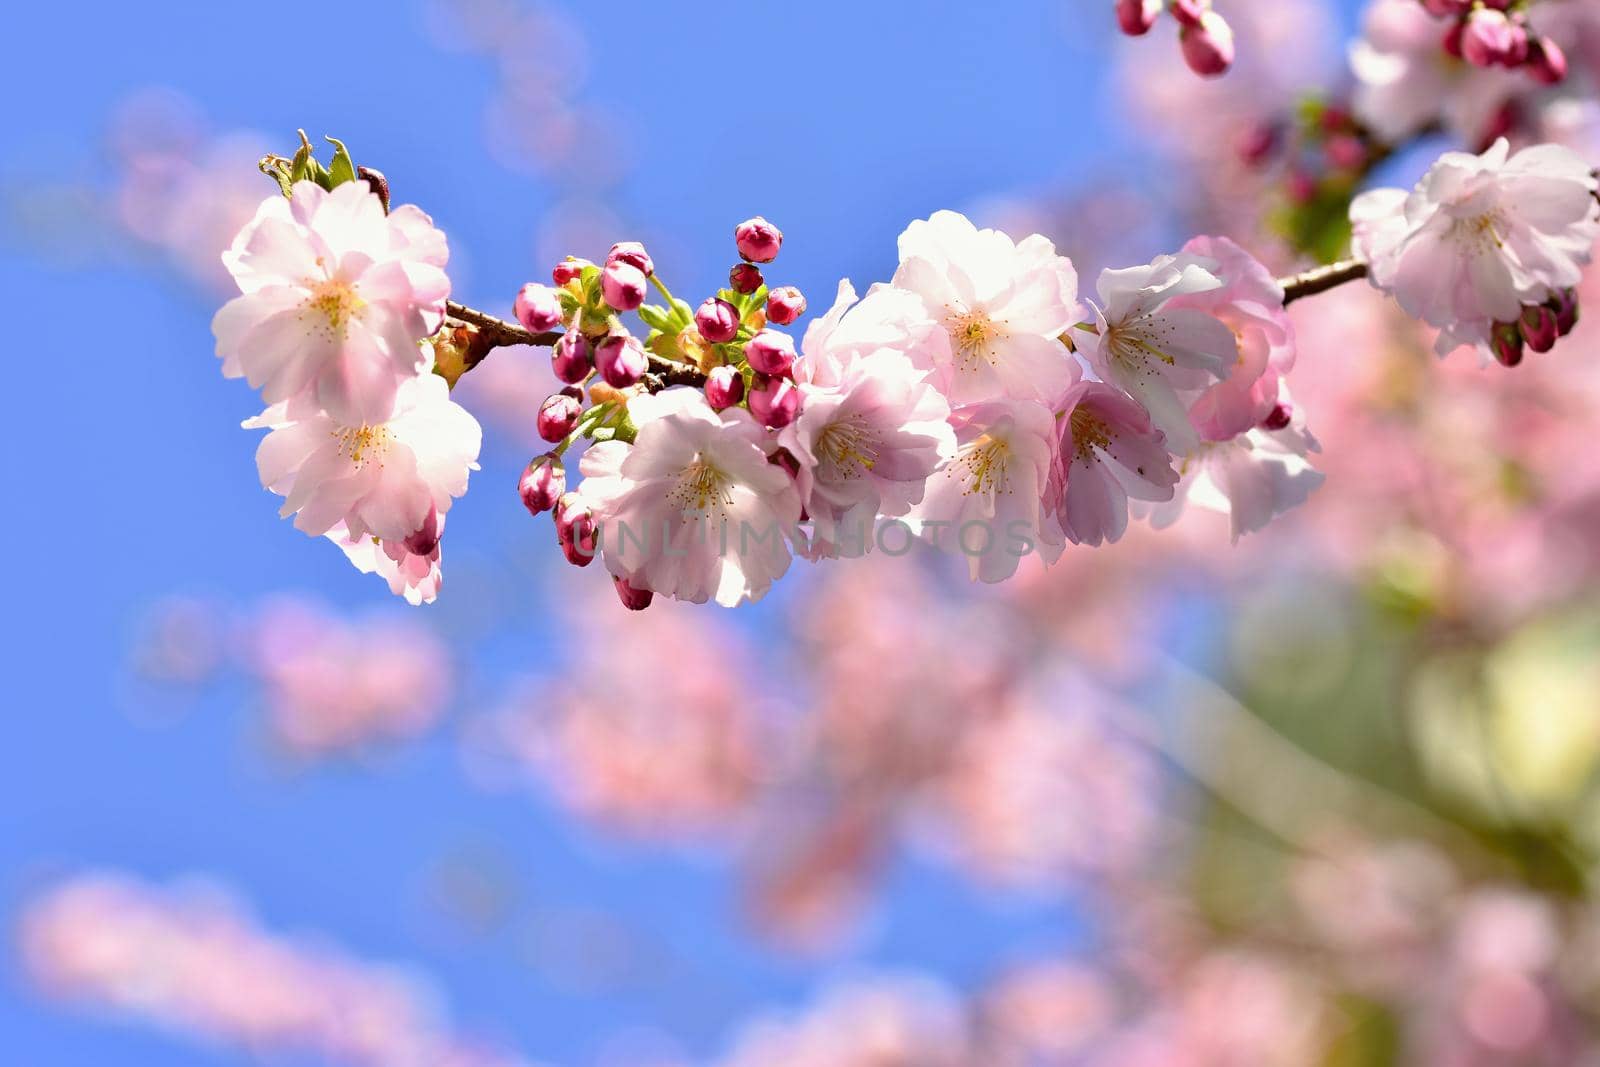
[606,241,654,277]
[695,297,741,344]
[744,329,796,376]
[403,505,441,556]
[595,334,648,388]
[766,286,807,326]
[1420,0,1471,15]
[1529,36,1568,84]
[555,493,598,566]
[729,262,764,294]
[1552,289,1580,336]
[538,391,584,442]
[519,455,566,516]
[1260,401,1293,432]
[514,282,564,334]
[1461,9,1526,68]
[1324,134,1368,172]
[748,372,801,428]
[1168,0,1205,28]
[552,257,592,287]
[601,262,648,312]
[1491,321,1525,367]
[612,575,654,611]
[1115,0,1159,36]
[1520,304,1560,353]
[552,332,592,384]
[1235,122,1280,168]
[705,365,745,410]
[1442,20,1465,59]
[1180,11,1235,77]
[734,216,783,263]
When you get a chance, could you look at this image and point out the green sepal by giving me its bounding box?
[638,304,675,333]
[325,137,358,188]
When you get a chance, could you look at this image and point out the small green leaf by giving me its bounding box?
[638,304,674,333]
[325,137,357,188]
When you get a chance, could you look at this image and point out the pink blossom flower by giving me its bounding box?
[245,362,482,545]
[1169,235,1295,441]
[1143,395,1324,542]
[328,521,446,606]
[576,388,803,606]
[213,181,451,426]
[1352,138,1600,358]
[1084,253,1239,454]
[1052,379,1179,547]
[783,349,956,558]
[1349,0,1522,146]
[891,210,1082,406]
[799,279,944,389]
[907,399,1064,583]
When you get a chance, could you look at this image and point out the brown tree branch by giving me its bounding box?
[442,301,707,389]
[1280,259,1369,305]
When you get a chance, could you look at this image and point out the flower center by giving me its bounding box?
[302,278,366,339]
[334,425,392,468]
[1450,211,1506,254]
[667,456,734,516]
[1068,408,1113,462]
[944,306,1005,369]
[956,434,1013,497]
[816,416,880,479]
[1104,321,1177,375]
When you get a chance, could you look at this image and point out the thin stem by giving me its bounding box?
[648,272,679,309]
[1279,259,1369,305]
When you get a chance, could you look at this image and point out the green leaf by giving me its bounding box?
[325,137,358,188]
[637,304,674,333]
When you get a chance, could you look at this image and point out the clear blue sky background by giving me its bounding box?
[0,2,1366,1063]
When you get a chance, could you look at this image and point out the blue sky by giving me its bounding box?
[0,2,1369,1063]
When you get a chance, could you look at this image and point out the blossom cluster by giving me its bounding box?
[18,873,529,1067]
[213,144,483,605]
[507,209,1328,609]
[1114,0,1237,78]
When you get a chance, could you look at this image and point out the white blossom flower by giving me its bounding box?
[213,180,450,425]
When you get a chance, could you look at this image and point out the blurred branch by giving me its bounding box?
[1280,259,1369,305]
[1152,659,1507,872]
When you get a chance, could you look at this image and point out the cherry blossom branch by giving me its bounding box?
[1279,259,1369,305]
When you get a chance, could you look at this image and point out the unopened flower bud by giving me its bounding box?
[519,455,566,515]
[1420,0,1471,15]
[1442,20,1466,59]
[552,333,592,384]
[1260,401,1293,432]
[1520,304,1560,353]
[1491,320,1525,367]
[552,257,592,287]
[705,365,745,410]
[766,286,807,326]
[1528,36,1568,84]
[357,166,390,213]
[1324,133,1368,172]
[1461,9,1527,68]
[600,261,648,312]
[695,297,741,344]
[1551,288,1580,336]
[729,262,764,294]
[555,493,599,566]
[514,282,565,334]
[1235,122,1280,167]
[734,216,783,263]
[538,391,584,442]
[606,241,654,277]
[596,334,648,388]
[1179,11,1235,77]
[1115,0,1159,36]
[612,575,654,611]
[748,372,801,428]
[744,329,796,376]
[403,505,441,556]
